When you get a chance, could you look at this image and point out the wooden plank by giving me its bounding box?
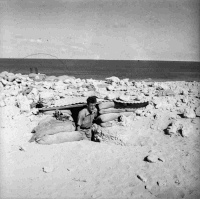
[38,103,87,112]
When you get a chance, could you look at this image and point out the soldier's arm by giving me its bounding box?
[76,110,84,130]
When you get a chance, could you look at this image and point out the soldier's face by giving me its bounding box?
[88,103,96,113]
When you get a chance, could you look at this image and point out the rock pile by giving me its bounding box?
[1,72,200,144]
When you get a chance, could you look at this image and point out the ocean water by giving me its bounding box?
[0,58,200,81]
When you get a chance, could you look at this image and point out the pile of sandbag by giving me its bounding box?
[96,101,137,127]
[29,116,88,144]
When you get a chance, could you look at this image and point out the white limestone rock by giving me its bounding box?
[0,78,10,86]
[17,94,31,113]
[42,82,52,89]
[0,105,21,118]
[134,82,143,88]
[135,109,143,116]
[53,84,67,91]
[0,100,6,107]
[0,71,9,78]
[118,95,130,102]
[39,91,55,101]
[42,166,54,173]
[27,88,40,103]
[0,81,3,89]
[183,108,196,119]
[4,96,17,106]
[105,93,118,100]
[57,75,74,81]
[31,108,39,115]
[10,89,19,97]
[105,76,120,83]
[181,125,194,137]
[166,119,195,137]
[158,83,169,90]
[106,85,115,91]
[146,155,159,163]
[195,106,200,117]
[137,174,148,183]
[145,104,155,111]
[7,74,16,82]
[167,125,178,136]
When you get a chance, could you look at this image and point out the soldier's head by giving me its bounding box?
[87,96,97,112]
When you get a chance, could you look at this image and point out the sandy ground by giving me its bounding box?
[0,73,200,199]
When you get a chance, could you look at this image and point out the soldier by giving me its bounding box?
[76,96,100,141]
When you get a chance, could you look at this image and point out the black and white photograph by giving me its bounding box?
[0,0,200,198]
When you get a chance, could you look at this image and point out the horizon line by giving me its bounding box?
[0,58,199,63]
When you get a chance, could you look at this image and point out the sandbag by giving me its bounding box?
[36,131,87,145]
[119,112,134,117]
[98,101,115,110]
[100,122,112,127]
[96,113,119,123]
[99,108,136,115]
[29,118,76,142]
[37,116,55,126]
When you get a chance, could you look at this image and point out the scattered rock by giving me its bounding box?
[42,166,54,173]
[1,72,200,199]
[157,179,167,187]
[0,78,9,86]
[28,73,38,79]
[0,100,6,107]
[7,74,16,82]
[31,108,39,115]
[144,154,158,163]
[183,108,196,119]
[106,85,115,91]
[182,97,188,103]
[34,74,46,81]
[165,119,195,137]
[105,76,120,84]
[17,94,31,113]
[165,122,182,136]
[158,157,165,162]
[0,71,9,78]
[104,93,118,100]
[137,174,148,183]
[4,96,17,106]
[118,95,130,102]
[145,182,160,195]
[156,89,175,97]
[195,106,200,117]
[135,109,143,116]
[45,76,58,82]
[39,91,55,101]
[19,146,26,152]
[0,105,21,117]
[181,125,194,137]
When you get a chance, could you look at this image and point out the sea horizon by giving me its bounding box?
[0,58,200,82]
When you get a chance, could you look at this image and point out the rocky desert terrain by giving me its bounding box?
[0,71,200,199]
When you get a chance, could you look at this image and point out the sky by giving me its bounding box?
[0,0,199,61]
